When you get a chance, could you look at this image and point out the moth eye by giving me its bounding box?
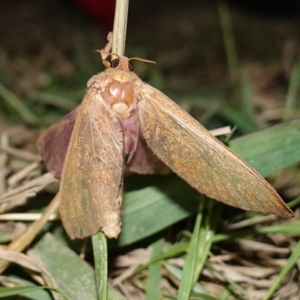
[128,62,134,71]
[111,59,120,68]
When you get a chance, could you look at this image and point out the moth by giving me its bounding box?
[37,36,293,240]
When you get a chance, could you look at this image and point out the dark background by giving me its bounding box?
[0,0,300,125]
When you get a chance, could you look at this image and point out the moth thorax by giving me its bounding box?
[111,102,129,114]
[113,72,131,82]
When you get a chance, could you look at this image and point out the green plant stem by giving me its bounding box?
[92,232,108,300]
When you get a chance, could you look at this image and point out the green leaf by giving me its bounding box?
[29,233,125,300]
[230,119,300,177]
[117,176,199,246]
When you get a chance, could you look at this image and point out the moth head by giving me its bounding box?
[110,57,134,72]
[111,56,156,72]
[100,52,156,72]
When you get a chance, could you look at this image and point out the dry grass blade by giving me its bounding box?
[0,173,57,212]
[0,145,41,162]
[0,213,59,221]
[235,238,290,255]
[209,125,231,137]
[0,192,60,273]
[112,248,150,286]
[204,263,268,286]
[8,161,41,188]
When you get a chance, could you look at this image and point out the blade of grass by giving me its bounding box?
[0,81,39,125]
[164,263,207,296]
[193,200,219,284]
[177,202,203,300]
[0,286,67,300]
[287,195,300,209]
[240,71,255,119]
[263,238,300,300]
[135,242,189,275]
[218,0,258,128]
[0,277,52,300]
[283,59,300,121]
[146,238,163,300]
[218,0,240,106]
[178,197,218,300]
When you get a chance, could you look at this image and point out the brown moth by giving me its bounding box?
[37,37,294,239]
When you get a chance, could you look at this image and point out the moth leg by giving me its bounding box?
[100,32,113,67]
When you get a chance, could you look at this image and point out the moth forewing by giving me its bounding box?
[60,81,125,239]
[137,82,293,217]
[37,107,79,177]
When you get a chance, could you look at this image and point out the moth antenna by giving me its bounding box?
[129,57,156,65]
